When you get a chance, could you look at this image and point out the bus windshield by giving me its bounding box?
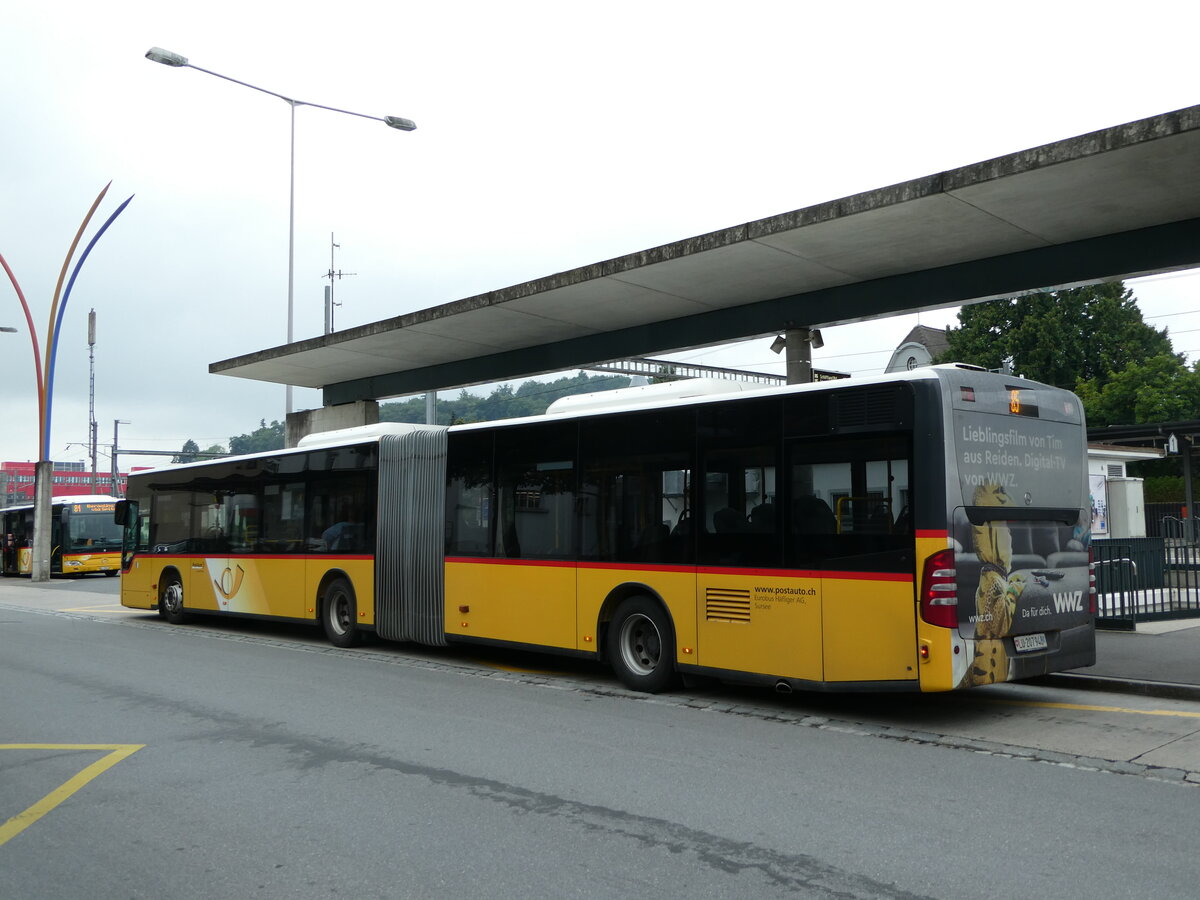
[65,503,124,551]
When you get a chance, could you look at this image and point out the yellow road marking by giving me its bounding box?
[0,744,144,846]
[983,698,1200,719]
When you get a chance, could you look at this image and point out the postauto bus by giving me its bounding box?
[115,365,1095,693]
[3,495,123,576]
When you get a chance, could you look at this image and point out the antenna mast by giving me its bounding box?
[88,309,98,492]
[323,232,357,334]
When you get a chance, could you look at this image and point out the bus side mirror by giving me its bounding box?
[114,500,130,526]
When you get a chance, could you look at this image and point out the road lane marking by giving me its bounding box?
[0,744,144,846]
[982,698,1200,719]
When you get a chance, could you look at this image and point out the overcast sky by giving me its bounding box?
[2,1,1197,471]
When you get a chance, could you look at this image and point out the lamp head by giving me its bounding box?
[146,47,188,67]
[384,116,417,131]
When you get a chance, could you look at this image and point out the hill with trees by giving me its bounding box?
[170,371,630,460]
[379,371,630,425]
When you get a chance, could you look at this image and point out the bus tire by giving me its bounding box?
[607,596,678,694]
[321,577,363,648]
[160,573,189,625]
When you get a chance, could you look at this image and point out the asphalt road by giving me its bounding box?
[2,577,1198,899]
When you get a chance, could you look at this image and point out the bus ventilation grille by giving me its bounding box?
[835,387,898,428]
[706,588,751,622]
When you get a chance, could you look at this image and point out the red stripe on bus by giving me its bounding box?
[700,566,910,582]
[141,553,375,561]
[915,529,949,539]
[445,556,577,569]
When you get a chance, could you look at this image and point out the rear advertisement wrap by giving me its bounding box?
[950,383,1091,686]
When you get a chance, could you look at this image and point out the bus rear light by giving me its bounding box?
[920,549,959,629]
[1088,548,1097,615]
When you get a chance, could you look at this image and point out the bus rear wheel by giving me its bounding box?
[322,577,363,648]
[160,573,189,625]
[608,596,678,694]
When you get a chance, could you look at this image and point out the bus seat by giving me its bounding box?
[636,523,670,561]
[749,503,776,533]
[792,496,836,535]
[713,507,745,533]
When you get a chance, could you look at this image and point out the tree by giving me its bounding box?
[650,364,678,384]
[937,281,1176,391]
[1075,355,1200,427]
[171,439,200,464]
[229,419,285,455]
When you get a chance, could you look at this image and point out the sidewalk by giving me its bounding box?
[1042,619,1200,701]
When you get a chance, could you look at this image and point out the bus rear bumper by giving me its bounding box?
[1013,621,1096,679]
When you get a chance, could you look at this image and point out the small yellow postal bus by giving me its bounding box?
[3,495,122,577]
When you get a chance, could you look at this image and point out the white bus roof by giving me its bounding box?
[130,365,1055,478]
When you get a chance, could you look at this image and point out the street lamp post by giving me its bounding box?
[144,48,416,416]
[1,328,17,508]
[3,185,133,580]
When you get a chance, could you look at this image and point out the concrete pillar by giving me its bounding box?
[286,400,380,448]
[784,328,823,384]
[31,460,53,582]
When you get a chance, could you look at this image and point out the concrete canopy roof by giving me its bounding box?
[211,104,1200,405]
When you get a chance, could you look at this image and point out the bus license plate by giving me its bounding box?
[1013,633,1048,653]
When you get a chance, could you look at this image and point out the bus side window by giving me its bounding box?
[261,483,305,553]
[698,399,781,568]
[194,494,229,553]
[137,512,150,552]
[225,492,259,553]
[308,473,373,554]
[445,432,493,557]
[494,423,576,560]
[150,491,193,553]
[579,409,695,565]
[786,435,912,571]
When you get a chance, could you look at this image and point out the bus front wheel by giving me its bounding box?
[607,596,678,694]
[160,574,189,625]
[322,578,363,649]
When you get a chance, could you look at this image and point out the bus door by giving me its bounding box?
[459,424,578,650]
[695,401,823,683]
[1,509,18,574]
[788,435,917,684]
[50,508,64,574]
[191,491,267,615]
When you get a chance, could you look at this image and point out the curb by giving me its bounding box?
[1033,672,1200,703]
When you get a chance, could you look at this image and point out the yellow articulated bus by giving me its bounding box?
[115,365,1095,693]
[2,495,123,577]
